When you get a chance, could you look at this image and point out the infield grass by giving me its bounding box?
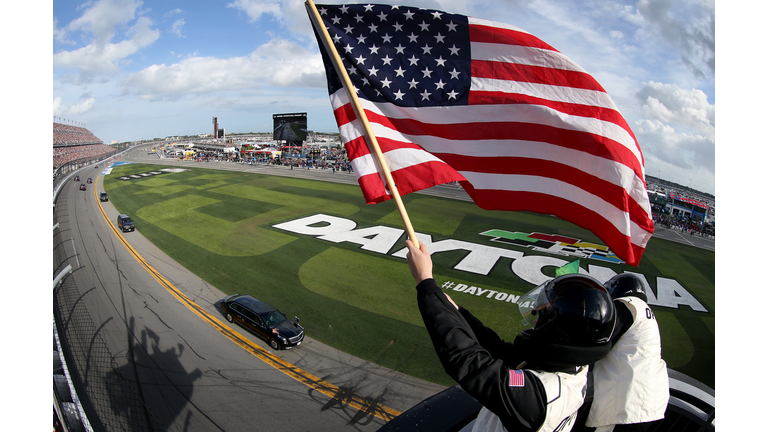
[104,164,715,388]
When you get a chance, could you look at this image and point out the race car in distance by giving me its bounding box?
[99,192,109,202]
[74,175,80,182]
[220,294,304,350]
[87,178,92,184]
[79,184,86,191]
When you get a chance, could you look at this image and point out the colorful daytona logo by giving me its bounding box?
[480,230,625,264]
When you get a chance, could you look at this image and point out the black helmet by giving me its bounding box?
[605,273,647,302]
[519,274,615,347]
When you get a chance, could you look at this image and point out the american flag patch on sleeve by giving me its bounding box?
[509,370,525,387]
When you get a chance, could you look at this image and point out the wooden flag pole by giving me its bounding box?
[305,0,420,248]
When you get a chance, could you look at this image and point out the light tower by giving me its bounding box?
[212,116,218,138]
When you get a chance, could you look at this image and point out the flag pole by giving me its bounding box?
[305,0,420,248]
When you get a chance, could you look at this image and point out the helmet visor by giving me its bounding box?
[517,282,552,328]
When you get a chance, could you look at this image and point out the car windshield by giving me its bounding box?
[261,310,287,327]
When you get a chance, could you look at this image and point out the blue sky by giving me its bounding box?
[51,0,716,194]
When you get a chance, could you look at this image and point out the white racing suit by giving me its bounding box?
[586,296,669,430]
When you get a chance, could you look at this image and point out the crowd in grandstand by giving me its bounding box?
[54,122,102,146]
[53,122,115,170]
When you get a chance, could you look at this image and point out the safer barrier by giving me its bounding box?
[53,154,165,431]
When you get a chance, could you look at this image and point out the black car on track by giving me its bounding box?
[117,214,135,232]
[220,294,304,350]
[100,192,109,202]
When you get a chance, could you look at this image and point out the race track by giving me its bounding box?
[56,145,713,431]
[55,149,445,431]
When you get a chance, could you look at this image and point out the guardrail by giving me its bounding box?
[53,217,92,432]
[53,154,164,431]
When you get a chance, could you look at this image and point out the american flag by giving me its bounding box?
[307,3,654,266]
[509,369,525,387]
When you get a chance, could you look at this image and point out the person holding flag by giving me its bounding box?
[405,239,616,432]
[307,1,657,427]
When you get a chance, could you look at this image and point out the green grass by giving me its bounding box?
[104,164,715,388]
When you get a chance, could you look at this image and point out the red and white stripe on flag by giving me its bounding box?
[311,4,654,266]
[509,369,525,387]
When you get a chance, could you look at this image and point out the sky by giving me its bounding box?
[50,0,715,195]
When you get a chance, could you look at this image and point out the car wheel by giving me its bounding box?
[226,313,234,323]
[269,338,281,350]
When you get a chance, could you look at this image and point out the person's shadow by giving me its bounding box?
[106,317,202,431]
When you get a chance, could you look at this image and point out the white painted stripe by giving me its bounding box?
[468,16,533,35]
[469,41,587,73]
[331,92,639,164]
[469,76,618,111]
[458,171,652,247]
[335,92,651,220]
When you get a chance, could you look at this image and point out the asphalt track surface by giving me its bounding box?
[59,148,446,432]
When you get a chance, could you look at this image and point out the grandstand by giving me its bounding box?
[53,122,116,171]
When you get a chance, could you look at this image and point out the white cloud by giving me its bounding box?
[634,80,715,191]
[171,18,185,38]
[636,0,715,79]
[54,16,160,79]
[226,0,323,41]
[53,18,74,45]
[53,0,160,82]
[637,81,714,138]
[53,93,97,117]
[122,38,326,100]
[227,0,283,23]
[66,0,143,48]
[636,118,714,175]
[164,8,183,18]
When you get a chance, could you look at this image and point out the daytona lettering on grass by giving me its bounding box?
[273,213,708,312]
[441,281,520,303]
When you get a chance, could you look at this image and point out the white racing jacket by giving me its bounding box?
[586,297,669,428]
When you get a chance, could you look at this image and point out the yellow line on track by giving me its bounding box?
[93,172,401,422]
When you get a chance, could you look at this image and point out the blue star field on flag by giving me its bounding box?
[315,3,471,107]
